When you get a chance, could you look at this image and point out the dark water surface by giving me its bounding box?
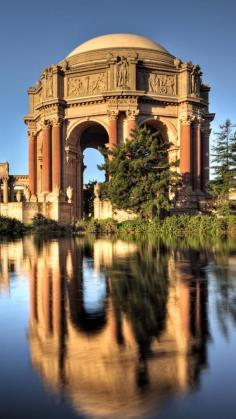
[1,236,236,419]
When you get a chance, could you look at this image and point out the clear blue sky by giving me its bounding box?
[0,0,235,182]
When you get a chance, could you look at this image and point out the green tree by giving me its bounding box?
[210,119,236,215]
[99,126,180,219]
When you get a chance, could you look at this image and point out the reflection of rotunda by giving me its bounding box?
[16,33,214,221]
[27,238,209,418]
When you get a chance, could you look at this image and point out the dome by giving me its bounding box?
[67,33,169,57]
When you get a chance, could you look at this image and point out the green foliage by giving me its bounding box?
[83,180,96,217]
[0,216,26,237]
[75,218,118,235]
[210,119,236,214]
[99,126,180,219]
[117,214,236,239]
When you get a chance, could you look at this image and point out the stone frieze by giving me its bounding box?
[138,71,177,96]
[67,72,107,97]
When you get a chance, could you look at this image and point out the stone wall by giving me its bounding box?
[94,196,136,222]
[0,201,72,224]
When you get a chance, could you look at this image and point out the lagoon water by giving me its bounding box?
[0,236,236,419]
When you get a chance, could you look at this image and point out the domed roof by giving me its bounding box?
[67,33,169,57]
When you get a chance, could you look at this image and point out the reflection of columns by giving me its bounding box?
[43,267,51,335]
[52,122,61,191]
[126,109,138,141]
[193,121,201,191]
[53,270,61,338]
[30,265,37,322]
[3,177,9,203]
[108,111,118,147]
[180,119,191,187]
[42,123,52,193]
[28,132,37,195]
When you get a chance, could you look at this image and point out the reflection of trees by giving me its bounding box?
[211,247,236,337]
[107,243,169,360]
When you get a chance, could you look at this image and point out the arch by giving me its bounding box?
[65,119,109,219]
[67,117,109,143]
[138,118,169,144]
[138,116,178,147]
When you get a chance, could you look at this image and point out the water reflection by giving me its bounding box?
[0,237,204,419]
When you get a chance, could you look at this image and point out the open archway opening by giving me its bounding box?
[69,122,109,219]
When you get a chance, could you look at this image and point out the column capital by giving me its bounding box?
[126,109,139,120]
[27,130,37,138]
[180,116,194,125]
[52,117,63,128]
[107,109,119,121]
[2,176,9,183]
[42,119,52,129]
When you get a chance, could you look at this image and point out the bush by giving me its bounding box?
[31,214,73,235]
[0,216,26,237]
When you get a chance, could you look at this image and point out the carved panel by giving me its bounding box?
[138,71,177,96]
[67,72,107,97]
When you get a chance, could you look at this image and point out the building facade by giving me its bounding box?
[0,34,214,222]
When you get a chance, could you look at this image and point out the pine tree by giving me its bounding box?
[211,119,236,214]
[98,126,180,219]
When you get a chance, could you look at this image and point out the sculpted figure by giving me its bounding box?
[45,68,53,97]
[191,65,201,95]
[117,57,129,87]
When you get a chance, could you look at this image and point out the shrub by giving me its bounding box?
[31,213,72,235]
[0,216,26,237]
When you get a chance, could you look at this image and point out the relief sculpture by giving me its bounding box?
[148,73,176,95]
[68,73,107,97]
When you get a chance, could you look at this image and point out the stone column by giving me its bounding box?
[42,123,52,193]
[52,121,61,191]
[180,119,192,187]
[201,127,210,192]
[125,109,138,141]
[108,111,118,147]
[3,177,9,203]
[77,149,84,219]
[193,121,201,191]
[28,132,37,195]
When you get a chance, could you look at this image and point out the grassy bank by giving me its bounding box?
[75,214,236,239]
[1,214,236,240]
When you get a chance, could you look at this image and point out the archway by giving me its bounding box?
[139,119,168,144]
[67,121,109,219]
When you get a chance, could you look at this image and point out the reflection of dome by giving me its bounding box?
[67,33,169,57]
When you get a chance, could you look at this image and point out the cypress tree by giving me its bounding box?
[99,126,180,219]
[211,119,236,214]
